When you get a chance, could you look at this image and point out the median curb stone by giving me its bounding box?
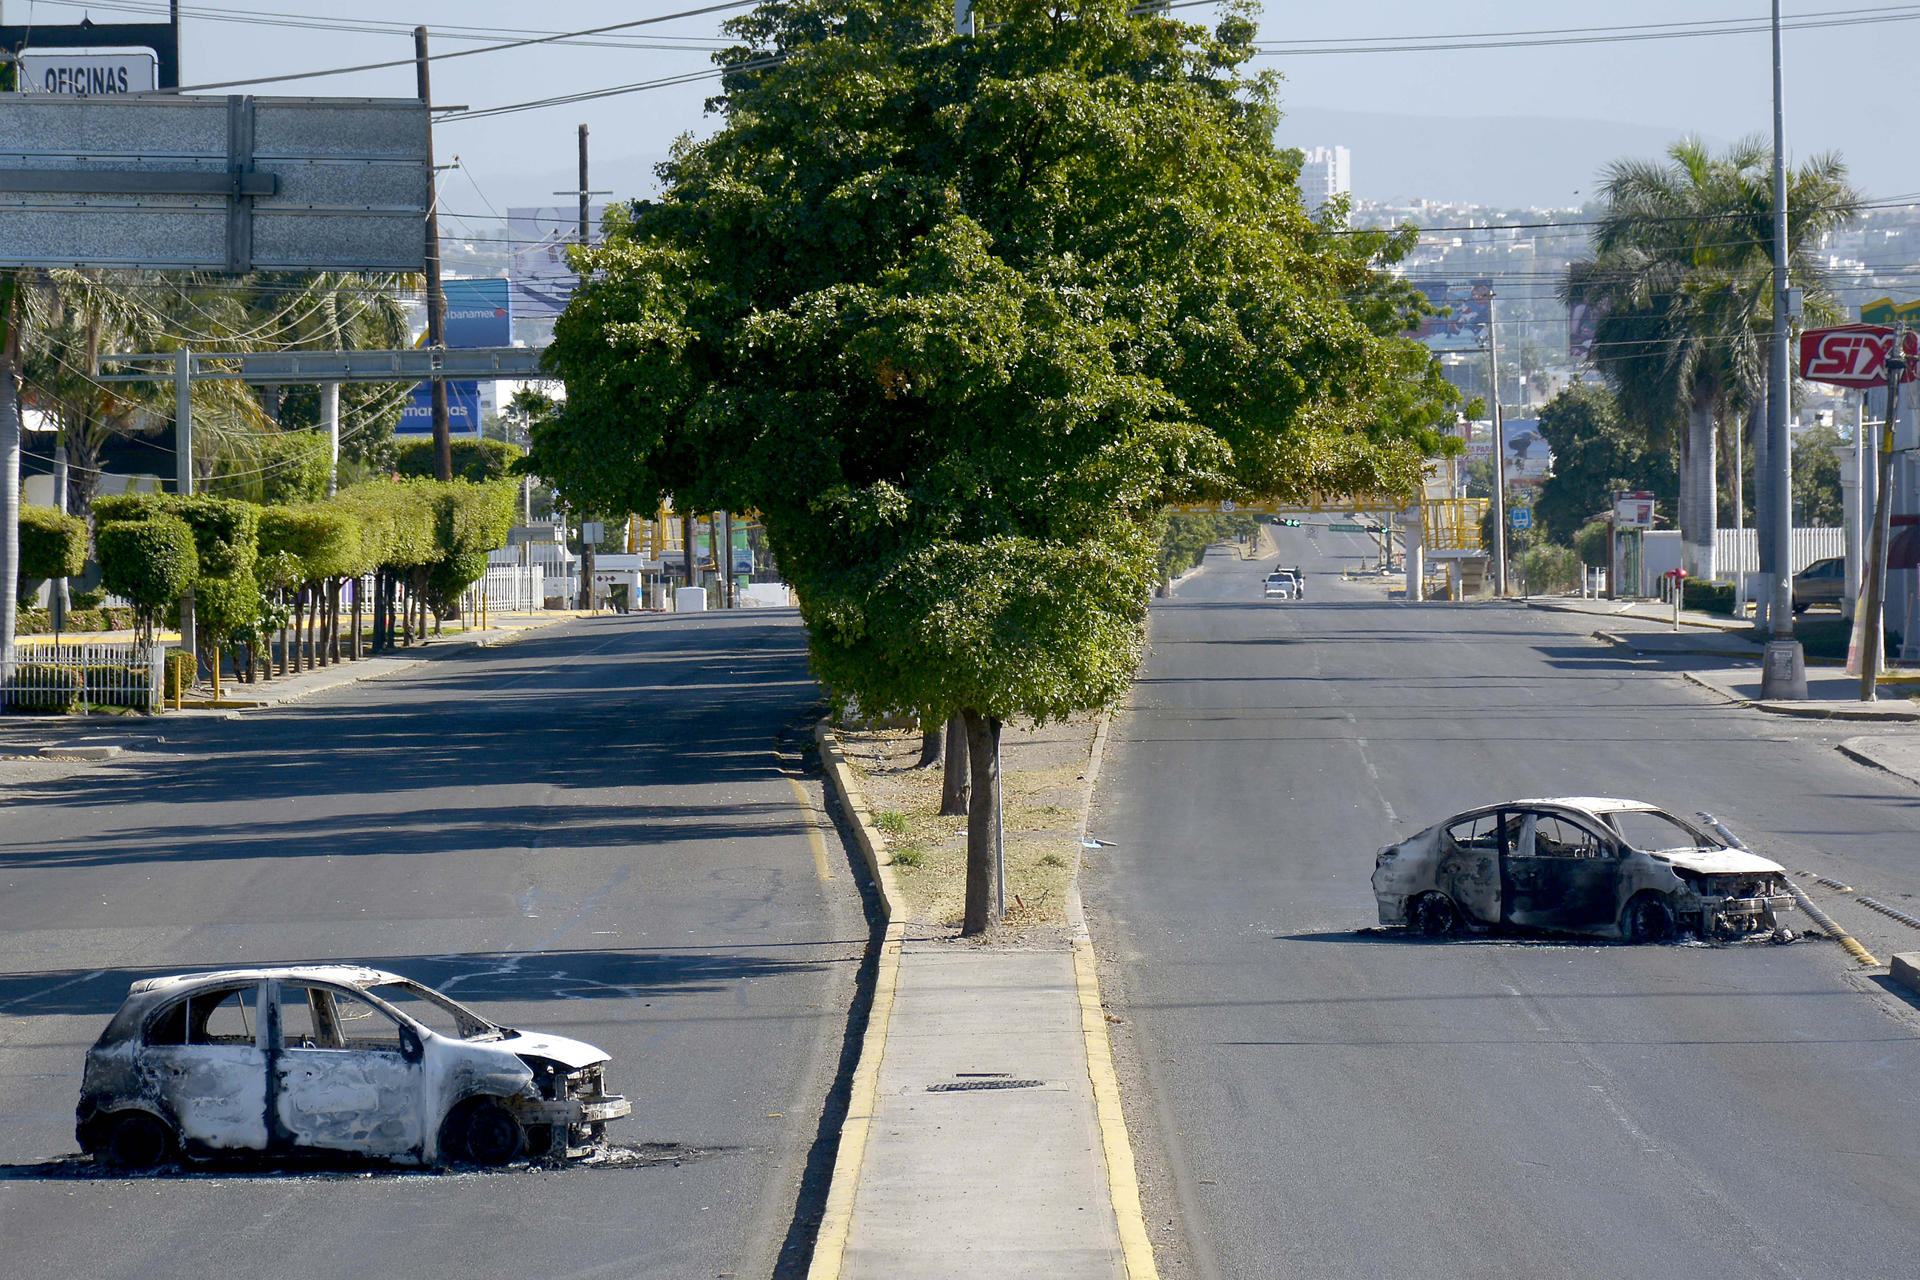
[1890,953,1920,998]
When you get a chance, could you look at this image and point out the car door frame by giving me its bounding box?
[1501,808,1625,931]
[267,978,430,1159]
[1436,807,1507,924]
[140,981,270,1155]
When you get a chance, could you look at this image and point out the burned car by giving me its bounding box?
[1372,798,1794,941]
[76,965,630,1169]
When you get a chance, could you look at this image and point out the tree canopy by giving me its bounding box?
[1533,382,1676,546]
[528,0,1461,930]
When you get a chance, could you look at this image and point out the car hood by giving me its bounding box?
[1656,847,1786,876]
[490,1030,610,1071]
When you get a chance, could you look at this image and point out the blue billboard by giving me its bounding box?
[395,381,482,437]
[442,277,512,348]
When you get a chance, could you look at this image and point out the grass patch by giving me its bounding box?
[1039,852,1069,868]
[874,809,910,836]
[889,843,927,869]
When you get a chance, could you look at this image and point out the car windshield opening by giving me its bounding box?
[369,982,498,1040]
[1607,809,1716,852]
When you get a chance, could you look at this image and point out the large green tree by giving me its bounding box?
[1565,137,1857,579]
[529,0,1458,932]
[1533,382,1676,546]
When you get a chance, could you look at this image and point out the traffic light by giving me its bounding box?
[1274,518,1301,527]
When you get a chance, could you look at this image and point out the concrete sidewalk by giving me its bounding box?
[811,726,1152,1280]
[1589,626,1920,722]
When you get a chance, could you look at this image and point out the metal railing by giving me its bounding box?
[481,565,547,613]
[2,641,165,714]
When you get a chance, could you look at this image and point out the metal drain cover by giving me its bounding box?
[928,1079,1045,1092]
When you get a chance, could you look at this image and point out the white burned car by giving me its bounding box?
[1372,798,1794,941]
[76,965,631,1169]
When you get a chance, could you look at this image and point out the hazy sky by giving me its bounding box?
[10,1,1916,218]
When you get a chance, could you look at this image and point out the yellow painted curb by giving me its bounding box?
[807,723,905,1280]
[1073,936,1161,1280]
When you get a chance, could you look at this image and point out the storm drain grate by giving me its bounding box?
[928,1079,1045,1093]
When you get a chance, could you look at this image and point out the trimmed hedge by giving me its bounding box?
[1682,579,1738,616]
[162,648,196,701]
[19,505,88,581]
[96,516,198,627]
[17,606,137,635]
[391,437,524,483]
[3,663,86,712]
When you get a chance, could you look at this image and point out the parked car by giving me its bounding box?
[76,965,631,1169]
[1792,556,1846,613]
[1264,569,1303,601]
[1371,798,1794,941]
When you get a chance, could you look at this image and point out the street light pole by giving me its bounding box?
[1859,333,1903,701]
[1760,0,1807,698]
[1488,300,1508,595]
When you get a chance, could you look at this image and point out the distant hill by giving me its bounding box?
[1276,105,1720,208]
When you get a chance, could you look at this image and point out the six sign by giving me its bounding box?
[1797,324,1920,388]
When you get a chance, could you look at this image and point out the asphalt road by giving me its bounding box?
[0,610,866,1280]
[1088,531,1920,1280]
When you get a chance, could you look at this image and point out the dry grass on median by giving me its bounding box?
[834,716,1099,931]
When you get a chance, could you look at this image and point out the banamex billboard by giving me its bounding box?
[397,279,509,436]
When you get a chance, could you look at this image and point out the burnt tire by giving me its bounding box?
[97,1111,174,1170]
[1623,893,1677,944]
[445,1098,525,1166]
[1411,892,1461,938]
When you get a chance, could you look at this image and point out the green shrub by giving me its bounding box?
[1682,578,1737,616]
[3,663,85,712]
[97,515,198,633]
[71,588,106,610]
[875,810,910,835]
[162,648,197,701]
[1573,520,1611,569]
[392,437,525,483]
[1518,543,1579,594]
[18,504,88,581]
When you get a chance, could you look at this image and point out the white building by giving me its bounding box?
[1299,145,1351,214]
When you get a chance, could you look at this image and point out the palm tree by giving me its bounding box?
[1565,137,1858,579]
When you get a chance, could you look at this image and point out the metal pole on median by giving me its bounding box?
[322,380,340,497]
[1488,301,1508,596]
[175,347,196,669]
[1760,0,1807,698]
[1859,333,1903,701]
[992,716,1005,922]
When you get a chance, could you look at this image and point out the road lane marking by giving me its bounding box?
[788,776,836,881]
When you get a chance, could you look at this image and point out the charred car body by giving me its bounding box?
[1371,798,1794,941]
[76,965,631,1169]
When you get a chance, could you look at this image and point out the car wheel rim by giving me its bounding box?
[463,1103,524,1165]
[108,1114,168,1168]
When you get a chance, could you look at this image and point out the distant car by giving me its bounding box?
[76,965,631,1169]
[1264,569,1303,601]
[1792,556,1845,613]
[1371,798,1794,941]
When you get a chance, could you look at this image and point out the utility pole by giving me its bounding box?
[415,27,452,483]
[1859,332,1903,700]
[721,509,735,607]
[1488,299,1508,596]
[175,349,196,667]
[1760,0,1807,698]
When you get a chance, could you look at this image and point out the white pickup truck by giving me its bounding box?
[1263,569,1303,601]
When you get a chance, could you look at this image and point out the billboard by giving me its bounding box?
[442,277,512,349]
[1860,297,1920,328]
[0,96,429,273]
[395,381,482,438]
[1502,418,1552,481]
[1568,297,1606,362]
[508,205,609,320]
[1410,279,1493,352]
[1799,323,1920,389]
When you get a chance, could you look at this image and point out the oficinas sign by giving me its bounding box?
[17,50,158,96]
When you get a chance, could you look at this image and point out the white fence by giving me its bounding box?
[1642,528,1847,594]
[480,565,547,613]
[2,641,164,713]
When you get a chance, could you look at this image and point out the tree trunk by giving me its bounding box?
[351,577,363,659]
[960,708,1001,937]
[682,512,695,594]
[939,713,970,815]
[1680,389,1718,580]
[328,580,342,663]
[0,286,22,659]
[917,715,946,769]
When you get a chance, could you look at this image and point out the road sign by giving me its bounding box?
[16,50,158,95]
[1797,324,1920,389]
[0,95,430,273]
[1329,523,1368,533]
[1510,507,1532,531]
[1613,493,1655,529]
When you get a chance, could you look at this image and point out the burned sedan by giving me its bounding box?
[1371,798,1794,941]
[76,965,631,1169]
